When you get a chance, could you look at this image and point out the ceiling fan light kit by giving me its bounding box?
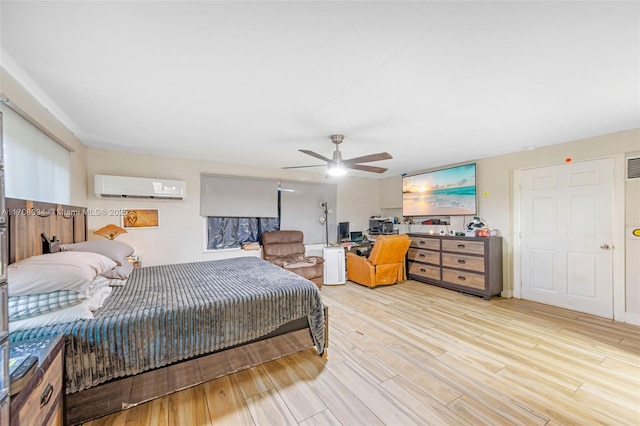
[283,134,393,176]
[327,165,347,176]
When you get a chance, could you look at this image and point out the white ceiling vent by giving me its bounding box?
[627,157,640,180]
[94,175,186,199]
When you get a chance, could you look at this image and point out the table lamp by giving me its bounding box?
[94,224,127,240]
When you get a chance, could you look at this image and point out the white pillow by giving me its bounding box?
[8,252,117,296]
[8,286,113,333]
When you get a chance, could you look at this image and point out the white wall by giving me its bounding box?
[5,64,637,320]
[87,148,380,266]
[379,128,640,322]
[624,150,640,323]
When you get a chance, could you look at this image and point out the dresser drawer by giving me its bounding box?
[12,348,63,426]
[408,262,440,281]
[442,269,485,290]
[441,253,485,273]
[410,237,440,251]
[442,239,485,256]
[407,248,440,265]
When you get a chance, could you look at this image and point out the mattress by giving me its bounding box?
[9,256,325,393]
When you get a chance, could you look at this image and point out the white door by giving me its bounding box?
[520,158,614,318]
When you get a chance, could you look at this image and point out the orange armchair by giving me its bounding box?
[346,234,411,288]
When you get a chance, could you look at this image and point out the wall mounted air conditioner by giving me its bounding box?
[94,175,187,200]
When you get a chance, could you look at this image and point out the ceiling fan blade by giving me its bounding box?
[299,149,331,162]
[282,164,326,169]
[347,164,388,174]
[343,152,392,165]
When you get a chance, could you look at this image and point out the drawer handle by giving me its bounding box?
[40,383,54,407]
[457,259,466,264]
[458,276,466,281]
[457,244,465,248]
[419,241,425,245]
[420,268,426,272]
[419,253,426,258]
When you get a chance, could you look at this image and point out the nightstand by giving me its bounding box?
[10,336,64,426]
[126,255,141,269]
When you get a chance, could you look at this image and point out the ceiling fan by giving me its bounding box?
[283,134,392,176]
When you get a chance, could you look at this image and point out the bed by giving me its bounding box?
[5,198,328,425]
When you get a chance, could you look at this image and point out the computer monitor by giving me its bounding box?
[338,222,350,242]
[350,231,364,242]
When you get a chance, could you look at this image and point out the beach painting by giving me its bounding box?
[402,164,477,216]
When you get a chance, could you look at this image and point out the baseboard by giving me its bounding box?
[501,289,513,298]
[623,311,640,326]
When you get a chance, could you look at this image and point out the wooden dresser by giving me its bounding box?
[407,233,503,299]
[10,336,64,426]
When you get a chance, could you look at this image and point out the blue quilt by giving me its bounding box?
[10,257,325,393]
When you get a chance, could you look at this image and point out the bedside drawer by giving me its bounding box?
[12,346,63,426]
[408,262,440,281]
[442,268,485,290]
[442,239,485,256]
[410,237,440,251]
[407,248,440,265]
[442,253,485,273]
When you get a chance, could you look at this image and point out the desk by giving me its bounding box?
[340,241,374,256]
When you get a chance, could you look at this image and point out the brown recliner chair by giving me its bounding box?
[346,234,411,288]
[261,230,324,289]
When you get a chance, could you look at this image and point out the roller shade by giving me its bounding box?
[200,174,278,217]
[1,105,71,204]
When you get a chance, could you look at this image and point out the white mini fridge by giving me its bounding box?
[323,246,346,285]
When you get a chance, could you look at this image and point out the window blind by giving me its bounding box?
[200,174,278,217]
[1,105,71,204]
[280,180,337,245]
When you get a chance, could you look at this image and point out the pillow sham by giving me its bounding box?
[8,286,113,333]
[8,251,117,296]
[8,273,115,321]
[8,290,84,321]
[100,261,134,280]
[60,240,134,266]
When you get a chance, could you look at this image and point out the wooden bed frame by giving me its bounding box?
[6,198,328,425]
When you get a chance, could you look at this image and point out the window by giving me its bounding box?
[201,175,336,250]
[1,105,71,204]
[201,175,279,249]
[206,217,279,250]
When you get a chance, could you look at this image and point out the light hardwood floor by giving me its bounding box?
[84,280,640,425]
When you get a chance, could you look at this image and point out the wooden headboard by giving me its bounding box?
[6,198,87,263]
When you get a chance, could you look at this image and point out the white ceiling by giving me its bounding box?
[1,1,638,178]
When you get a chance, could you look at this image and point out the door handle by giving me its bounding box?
[40,383,54,407]
[600,244,611,250]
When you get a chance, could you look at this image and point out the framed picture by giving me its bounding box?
[123,209,158,228]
